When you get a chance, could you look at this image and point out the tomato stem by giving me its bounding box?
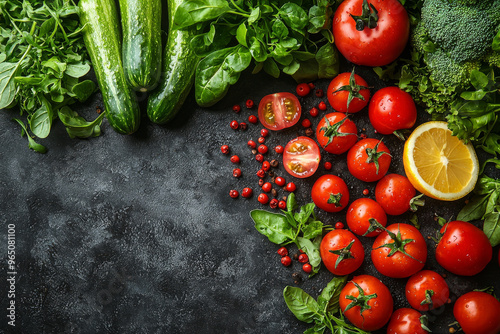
[333,68,369,112]
[349,0,379,31]
[329,239,356,269]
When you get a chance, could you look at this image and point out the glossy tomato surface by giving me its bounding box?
[347,138,391,182]
[316,112,358,154]
[283,136,320,178]
[339,275,393,331]
[258,92,301,130]
[368,87,417,135]
[387,308,429,334]
[311,174,349,212]
[327,72,370,113]
[346,198,387,237]
[332,0,409,66]
[453,291,500,334]
[405,270,449,312]
[375,174,416,215]
[371,223,427,278]
[320,229,364,275]
[436,220,492,276]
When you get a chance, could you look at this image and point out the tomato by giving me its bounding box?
[371,223,427,278]
[283,136,320,178]
[346,198,387,237]
[405,270,449,312]
[387,308,429,334]
[311,174,349,212]
[327,71,370,113]
[332,0,409,66]
[316,112,358,154]
[435,220,492,276]
[339,275,393,331]
[347,138,391,182]
[320,229,364,275]
[453,291,500,334]
[258,92,301,130]
[368,87,417,135]
[375,174,416,215]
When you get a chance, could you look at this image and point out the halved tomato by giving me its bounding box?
[283,136,321,178]
[258,92,301,130]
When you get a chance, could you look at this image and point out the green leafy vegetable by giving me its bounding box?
[58,106,105,139]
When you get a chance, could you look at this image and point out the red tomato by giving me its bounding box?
[387,308,429,334]
[339,275,393,331]
[368,87,417,135]
[283,136,320,178]
[316,112,358,154]
[371,223,427,278]
[347,138,391,182]
[375,174,416,215]
[258,92,301,130]
[453,291,500,334]
[311,174,349,212]
[332,0,409,66]
[327,71,370,113]
[346,198,387,237]
[435,220,492,276]
[405,270,449,312]
[320,229,364,275]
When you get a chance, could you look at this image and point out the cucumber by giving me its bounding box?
[79,0,140,135]
[146,0,199,124]
[119,0,162,92]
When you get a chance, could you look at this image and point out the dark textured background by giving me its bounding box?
[1,65,499,334]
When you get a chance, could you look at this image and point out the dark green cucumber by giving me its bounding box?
[119,0,162,92]
[146,0,198,124]
[79,0,140,135]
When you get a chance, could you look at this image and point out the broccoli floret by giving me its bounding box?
[426,49,481,86]
[484,50,500,68]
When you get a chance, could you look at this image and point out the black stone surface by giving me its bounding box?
[1,66,499,334]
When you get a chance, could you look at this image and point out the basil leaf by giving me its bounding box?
[297,236,321,269]
[287,192,298,213]
[250,209,294,245]
[29,97,53,138]
[317,276,348,316]
[173,0,231,29]
[302,221,324,239]
[483,212,500,247]
[295,203,316,225]
[316,43,339,79]
[58,106,105,139]
[457,194,489,221]
[0,62,17,109]
[283,286,321,323]
[12,118,47,154]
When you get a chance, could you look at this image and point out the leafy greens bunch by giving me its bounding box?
[0,0,102,153]
[173,0,340,107]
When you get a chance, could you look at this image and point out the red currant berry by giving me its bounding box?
[363,188,369,196]
[258,193,269,204]
[335,222,345,229]
[302,263,312,274]
[232,168,242,178]
[318,101,327,111]
[315,89,324,98]
[278,200,287,210]
[277,247,288,257]
[274,145,284,154]
[256,169,266,178]
[269,198,279,209]
[247,140,257,149]
[230,120,239,130]
[262,161,271,171]
[298,253,309,263]
[324,162,332,170]
[248,115,258,124]
[281,256,292,267]
[275,176,286,187]
[296,83,311,97]
[258,179,264,186]
[255,154,264,162]
[286,182,296,192]
[229,190,239,198]
[260,128,269,137]
[239,122,247,130]
[230,155,240,164]
[258,144,268,154]
[232,105,241,113]
[258,136,265,144]
[309,107,319,117]
[262,182,272,193]
[301,119,312,128]
[246,99,254,109]
[242,187,253,198]
[220,145,229,154]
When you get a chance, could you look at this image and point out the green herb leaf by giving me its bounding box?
[279,3,308,32]
[297,236,322,269]
[65,62,91,78]
[302,221,324,239]
[173,0,231,29]
[317,276,348,316]
[57,106,105,139]
[0,62,17,109]
[236,23,248,47]
[250,209,294,244]
[492,29,500,51]
[29,97,54,139]
[483,212,500,247]
[283,286,322,323]
[12,118,47,153]
[71,79,96,102]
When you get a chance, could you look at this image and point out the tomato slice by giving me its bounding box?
[283,136,321,178]
[258,92,301,130]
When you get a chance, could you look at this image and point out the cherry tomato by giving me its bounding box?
[320,229,364,275]
[311,174,349,212]
[453,291,500,334]
[281,256,292,267]
[296,83,311,97]
[347,138,391,182]
[316,112,358,155]
[346,198,387,237]
[277,247,288,257]
[339,275,393,331]
[375,174,416,215]
[258,92,301,130]
[302,263,312,273]
[371,223,427,278]
[283,137,321,178]
[258,193,269,205]
[405,270,449,312]
[327,71,370,113]
[368,87,417,135]
[286,182,296,192]
[435,220,492,276]
[387,308,429,334]
[333,0,410,66]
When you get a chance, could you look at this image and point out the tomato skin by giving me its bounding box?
[333,0,409,66]
[435,220,492,276]
[326,72,370,113]
[405,270,449,312]
[387,308,429,334]
[339,275,393,331]
[371,223,427,278]
[368,87,417,135]
[453,291,500,334]
[347,138,391,182]
[375,174,416,215]
[311,174,350,212]
[283,136,321,178]
[320,229,365,275]
[346,198,387,237]
[316,113,358,154]
[258,92,301,130]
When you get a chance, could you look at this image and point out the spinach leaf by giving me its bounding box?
[279,3,308,32]
[58,106,105,139]
[173,0,231,29]
[483,212,500,247]
[250,209,294,244]
[283,286,321,323]
[0,62,18,109]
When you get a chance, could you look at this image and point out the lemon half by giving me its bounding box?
[403,121,479,201]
